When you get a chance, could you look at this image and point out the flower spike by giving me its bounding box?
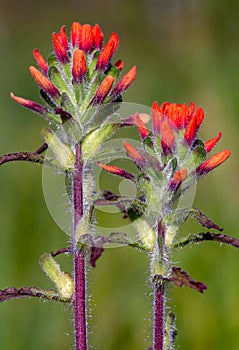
[33,49,48,75]
[29,66,60,99]
[204,132,222,153]
[12,23,138,124]
[196,150,231,175]
[98,162,135,180]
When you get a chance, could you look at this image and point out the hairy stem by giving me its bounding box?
[73,144,87,350]
[154,283,165,350]
[0,151,44,166]
[153,222,166,350]
[174,232,239,249]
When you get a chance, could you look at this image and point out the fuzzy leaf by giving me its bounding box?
[39,253,74,299]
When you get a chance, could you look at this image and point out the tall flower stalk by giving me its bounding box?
[99,102,236,349]
[1,22,137,350]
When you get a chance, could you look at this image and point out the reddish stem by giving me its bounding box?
[154,284,165,350]
[153,222,165,350]
[73,144,87,350]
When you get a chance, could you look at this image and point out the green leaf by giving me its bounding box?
[48,66,75,103]
[39,253,74,299]
[82,123,119,159]
[41,128,75,169]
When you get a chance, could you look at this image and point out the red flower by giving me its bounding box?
[98,162,135,180]
[72,49,87,83]
[29,66,60,99]
[33,49,48,75]
[91,76,115,104]
[204,132,222,153]
[96,32,119,70]
[170,168,188,190]
[100,101,230,198]
[11,22,137,123]
[196,150,231,175]
[123,141,145,168]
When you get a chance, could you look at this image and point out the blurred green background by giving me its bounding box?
[0,0,239,349]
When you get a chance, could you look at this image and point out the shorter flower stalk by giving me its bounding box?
[99,101,231,349]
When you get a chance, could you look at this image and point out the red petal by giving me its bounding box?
[184,114,198,145]
[178,103,189,128]
[160,101,170,115]
[152,101,163,135]
[111,66,137,97]
[33,49,48,75]
[93,24,104,49]
[135,113,149,140]
[72,49,87,83]
[196,150,231,175]
[123,141,145,167]
[167,103,180,128]
[91,75,115,104]
[114,59,124,71]
[71,22,81,47]
[52,32,69,63]
[60,25,69,50]
[195,107,204,128]
[96,32,119,70]
[10,92,48,115]
[188,102,195,117]
[204,132,222,153]
[29,66,60,98]
[98,162,135,180]
[160,121,175,152]
[170,168,188,189]
[80,24,93,52]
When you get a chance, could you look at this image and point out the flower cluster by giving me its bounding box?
[11,23,137,126]
[99,101,230,248]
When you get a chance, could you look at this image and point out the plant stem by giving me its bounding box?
[153,222,166,350]
[154,284,165,350]
[73,144,87,350]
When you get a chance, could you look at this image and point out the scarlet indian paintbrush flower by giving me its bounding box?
[11,22,137,125]
[99,101,231,228]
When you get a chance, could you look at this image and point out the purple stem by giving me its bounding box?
[153,222,165,350]
[154,284,165,350]
[73,144,87,350]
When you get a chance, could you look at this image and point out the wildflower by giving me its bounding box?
[11,22,137,125]
[99,101,231,249]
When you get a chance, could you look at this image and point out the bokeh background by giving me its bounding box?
[0,0,239,349]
